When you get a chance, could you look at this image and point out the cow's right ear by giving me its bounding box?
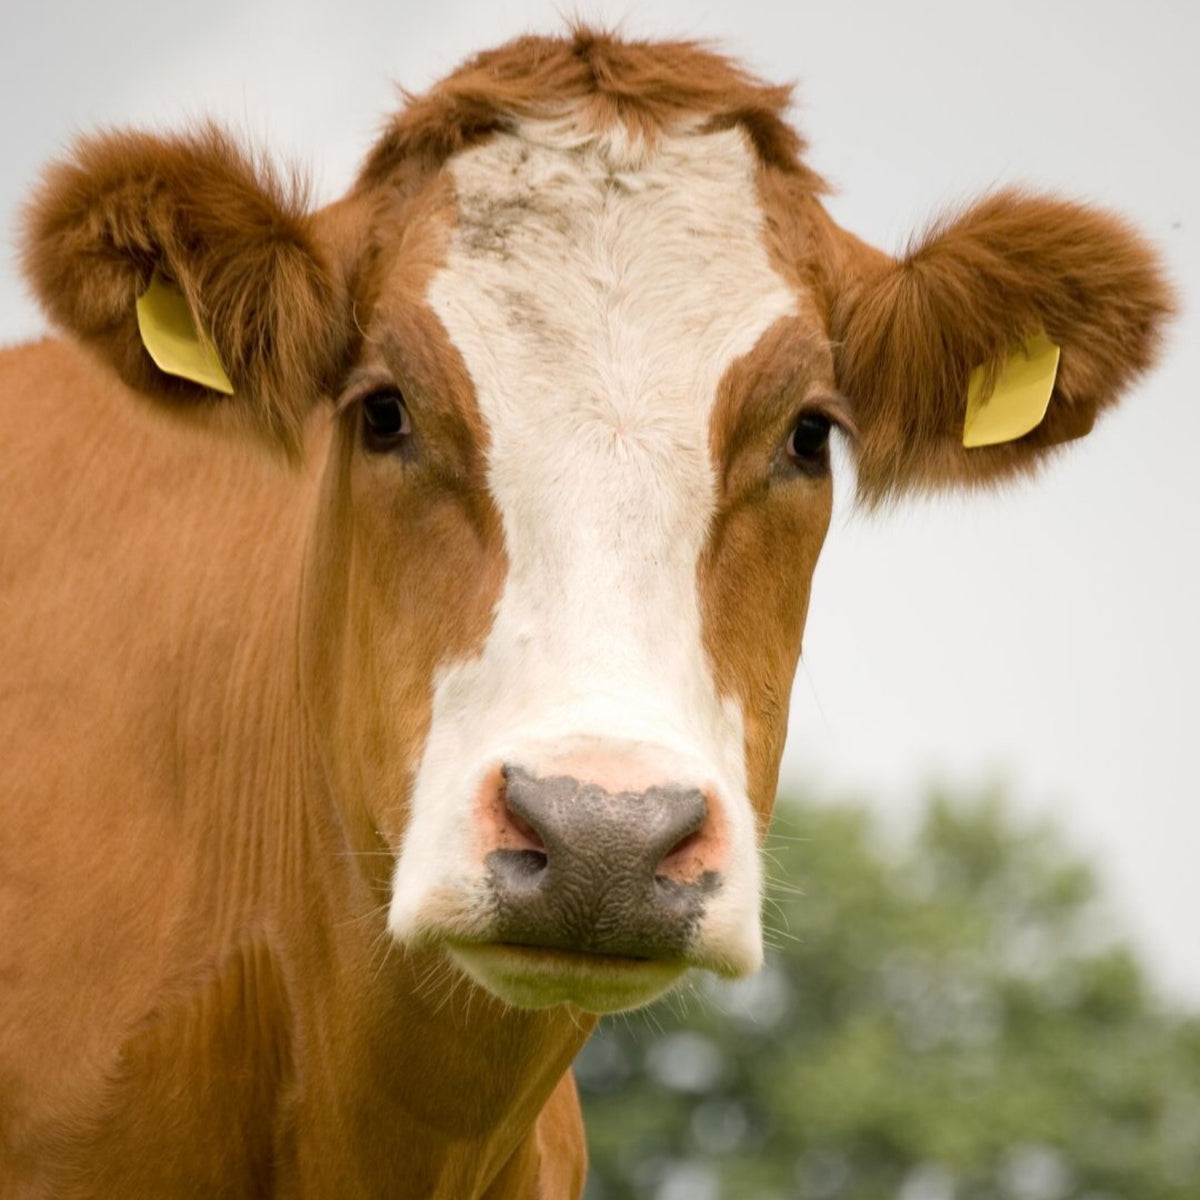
[20,124,352,455]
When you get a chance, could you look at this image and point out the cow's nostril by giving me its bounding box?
[501,848,548,879]
[493,764,550,858]
[655,828,703,882]
[504,805,547,855]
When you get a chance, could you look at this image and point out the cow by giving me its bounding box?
[0,27,1173,1200]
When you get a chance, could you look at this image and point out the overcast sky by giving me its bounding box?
[3,0,1196,1001]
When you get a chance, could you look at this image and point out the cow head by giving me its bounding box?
[21,32,1172,1013]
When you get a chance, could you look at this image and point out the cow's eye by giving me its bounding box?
[361,388,411,450]
[786,412,832,469]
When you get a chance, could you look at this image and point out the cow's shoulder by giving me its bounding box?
[47,933,296,1198]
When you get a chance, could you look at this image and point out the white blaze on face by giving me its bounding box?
[387,116,797,978]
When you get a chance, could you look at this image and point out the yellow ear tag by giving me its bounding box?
[963,331,1060,448]
[135,273,234,395]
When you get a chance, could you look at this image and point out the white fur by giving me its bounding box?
[387,116,796,998]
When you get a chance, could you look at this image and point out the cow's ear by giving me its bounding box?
[21,124,351,455]
[824,191,1175,504]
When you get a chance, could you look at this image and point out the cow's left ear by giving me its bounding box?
[21,124,351,455]
[824,191,1175,503]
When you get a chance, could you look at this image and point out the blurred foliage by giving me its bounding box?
[578,792,1200,1200]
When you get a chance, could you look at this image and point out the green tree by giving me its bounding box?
[579,793,1200,1200]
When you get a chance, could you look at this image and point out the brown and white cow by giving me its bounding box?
[0,29,1172,1200]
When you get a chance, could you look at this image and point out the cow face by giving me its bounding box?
[21,34,1171,1014]
[329,119,839,1011]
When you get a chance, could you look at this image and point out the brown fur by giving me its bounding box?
[301,173,508,875]
[20,124,352,454]
[1,26,1175,1199]
[826,191,1176,502]
[358,27,824,188]
[700,315,838,823]
[53,938,293,1197]
[0,332,591,1198]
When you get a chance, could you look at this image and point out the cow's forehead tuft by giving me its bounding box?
[356,27,826,192]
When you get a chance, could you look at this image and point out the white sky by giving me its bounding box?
[3,0,1196,1001]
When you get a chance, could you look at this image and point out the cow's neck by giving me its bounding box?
[175,442,593,1197]
[295,944,593,1196]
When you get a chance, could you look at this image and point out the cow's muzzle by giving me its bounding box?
[484,765,722,960]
